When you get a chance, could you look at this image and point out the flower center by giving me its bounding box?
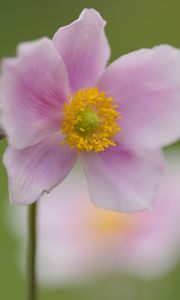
[89,207,137,237]
[61,86,121,152]
[74,108,99,135]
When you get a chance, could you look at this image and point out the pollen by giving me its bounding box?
[61,86,122,153]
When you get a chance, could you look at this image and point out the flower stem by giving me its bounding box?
[28,202,37,300]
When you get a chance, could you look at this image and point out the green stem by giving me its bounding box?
[28,202,37,300]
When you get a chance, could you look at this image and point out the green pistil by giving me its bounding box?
[75,108,99,135]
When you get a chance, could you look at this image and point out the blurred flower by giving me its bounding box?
[1,9,180,211]
[9,150,180,285]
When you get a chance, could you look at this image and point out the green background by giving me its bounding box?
[0,0,180,299]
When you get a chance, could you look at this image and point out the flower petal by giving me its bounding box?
[53,9,110,92]
[0,38,70,149]
[81,145,164,212]
[98,45,180,149]
[117,152,180,277]
[3,134,77,205]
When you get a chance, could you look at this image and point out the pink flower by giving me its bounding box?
[1,8,180,211]
[9,151,180,284]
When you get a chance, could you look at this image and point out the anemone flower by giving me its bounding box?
[1,9,180,211]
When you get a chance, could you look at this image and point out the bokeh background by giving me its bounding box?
[1,0,180,299]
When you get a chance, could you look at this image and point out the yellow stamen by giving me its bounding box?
[61,86,122,153]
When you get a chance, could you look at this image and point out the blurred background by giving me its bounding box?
[1,0,180,299]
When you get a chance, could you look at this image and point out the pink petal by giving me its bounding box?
[98,45,180,149]
[53,9,110,92]
[0,38,70,149]
[81,145,164,212]
[3,134,77,205]
[117,152,180,277]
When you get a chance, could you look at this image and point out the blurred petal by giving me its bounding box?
[98,45,180,149]
[3,134,76,204]
[115,151,180,277]
[0,38,70,149]
[81,145,164,212]
[53,9,110,92]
